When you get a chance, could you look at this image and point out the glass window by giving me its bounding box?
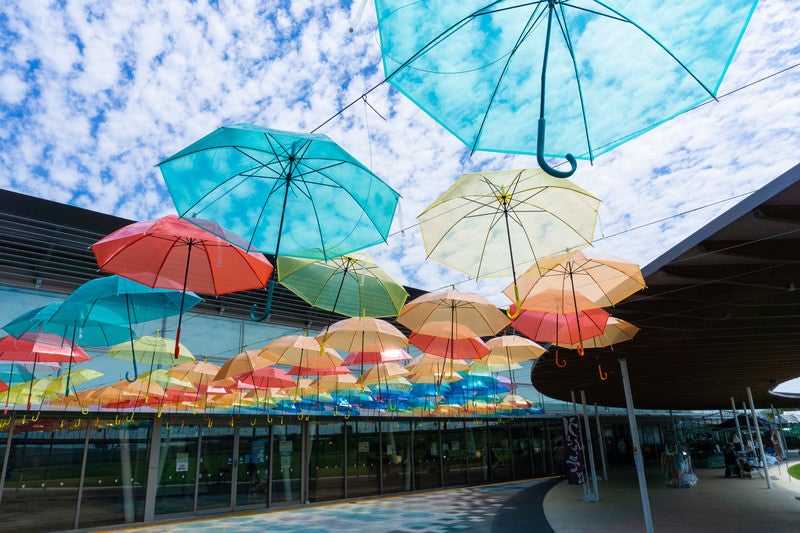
[413,420,441,490]
[487,419,513,482]
[196,424,235,510]
[381,420,411,494]
[308,421,345,502]
[79,421,151,529]
[346,420,380,498]
[270,420,302,506]
[442,420,467,486]
[154,422,199,516]
[0,416,84,532]
[509,419,534,479]
[236,425,270,507]
[465,420,489,484]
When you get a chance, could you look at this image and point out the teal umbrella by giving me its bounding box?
[3,302,134,396]
[158,124,401,320]
[374,0,758,177]
[61,275,203,381]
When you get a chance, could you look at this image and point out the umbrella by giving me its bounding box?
[214,348,277,381]
[408,331,490,361]
[343,349,412,366]
[417,168,599,312]
[510,306,610,348]
[157,124,401,320]
[318,316,408,353]
[374,0,758,177]
[108,332,195,367]
[0,333,91,410]
[406,353,470,375]
[62,275,203,380]
[482,334,545,392]
[278,252,408,318]
[397,289,510,337]
[555,316,640,350]
[92,214,273,357]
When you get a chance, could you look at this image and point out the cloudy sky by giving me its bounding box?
[1,0,799,307]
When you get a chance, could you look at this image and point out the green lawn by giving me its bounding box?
[788,463,800,480]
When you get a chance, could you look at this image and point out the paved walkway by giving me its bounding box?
[545,460,800,532]
[96,460,800,533]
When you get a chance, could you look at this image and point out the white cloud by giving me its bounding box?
[0,0,797,309]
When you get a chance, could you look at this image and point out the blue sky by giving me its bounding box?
[1,0,799,308]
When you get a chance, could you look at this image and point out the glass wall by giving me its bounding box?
[0,417,84,532]
[346,420,380,498]
[442,420,467,486]
[413,420,441,490]
[308,421,345,503]
[465,420,489,484]
[236,425,270,507]
[196,425,235,510]
[381,420,412,494]
[509,419,534,479]
[487,419,513,482]
[78,422,150,529]
[154,422,200,515]
[270,420,302,506]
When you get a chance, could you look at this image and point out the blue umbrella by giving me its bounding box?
[157,124,400,320]
[374,1,758,177]
[3,301,134,396]
[61,275,203,381]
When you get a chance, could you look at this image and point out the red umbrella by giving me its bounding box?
[236,366,296,390]
[343,349,412,366]
[287,365,351,376]
[92,214,273,357]
[409,332,490,360]
[510,306,610,346]
[0,332,91,410]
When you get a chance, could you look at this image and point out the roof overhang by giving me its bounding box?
[533,162,800,410]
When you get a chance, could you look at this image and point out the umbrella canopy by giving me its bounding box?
[406,353,470,375]
[278,252,408,318]
[408,331,490,361]
[157,124,401,320]
[237,366,296,390]
[511,306,610,347]
[92,214,273,356]
[108,333,195,367]
[261,335,344,370]
[418,168,599,310]
[505,251,646,312]
[374,0,758,176]
[318,316,408,353]
[3,302,133,347]
[555,317,640,350]
[343,349,412,366]
[397,289,510,337]
[214,348,276,380]
[484,335,546,363]
[358,362,410,386]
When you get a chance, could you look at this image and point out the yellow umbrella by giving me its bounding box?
[312,372,360,391]
[417,168,600,311]
[406,353,469,374]
[397,289,510,337]
[318,316,408,352]
[108,331,195,368]
[484,335,545,363]
[261,335,343,370]
[357,362,409,385]
[506,250,646,312]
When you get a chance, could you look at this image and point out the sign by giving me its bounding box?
[279,440,293,453]
[176,452,189,472]
[358,441,369,453]
[562,416,586,485]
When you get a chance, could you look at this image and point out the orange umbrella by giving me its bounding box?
[397,289,510,337]
[555,317,640,350]
[261,335,343,370]
[318,316,408,352]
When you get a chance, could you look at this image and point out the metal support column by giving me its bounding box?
[619,359,653,533]
[143,417,162,522]
[230,426,240,510]
[570,390,589,499]
[73,423,92,529]
[746,387,771,489]
[730,397,744,450]
[594,403,608,481]
[580,391,599,501]
[0,416,16,505]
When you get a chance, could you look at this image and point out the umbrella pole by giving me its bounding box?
[501,200,523,319]
[174,241,193,359]
[251,169,295,322]
[64,324,80,396]
[536,4,577,178]
[3,364,13,414]
[568,266,585,356]
[319,260,351,350]
[124,294,138,382]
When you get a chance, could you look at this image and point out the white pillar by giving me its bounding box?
[746,387,771,489]
[619,359,654,533]
[730,397,744,451]
[594,403,608,481]
[580,390,599,501]
[73,424,91,529]
[570,390,588,499]
[0,416,16,505]
[143,416,162,522]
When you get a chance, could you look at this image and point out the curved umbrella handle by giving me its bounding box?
[31,411,40,422]
[126,412,135,423]
[81,407,89,416]
[506,290,522,320]
[554,350,567,368]
[250,417,257,426]
[74,418,82,428]
[250,279,276,322]
[266,413,272,424]
[537,118,577,179]
[125,354,139,382]
[598,364,608,381]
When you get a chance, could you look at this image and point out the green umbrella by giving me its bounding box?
[278,252,408,319]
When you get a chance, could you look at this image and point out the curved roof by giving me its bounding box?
[533,162,800,410]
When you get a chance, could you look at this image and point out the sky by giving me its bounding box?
[1,0,799,310]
